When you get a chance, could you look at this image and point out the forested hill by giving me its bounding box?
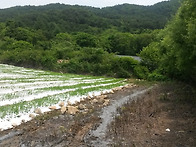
[0,0,181,36]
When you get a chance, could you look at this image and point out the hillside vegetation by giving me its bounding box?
[139,0,196,84]
[0,0,185,79]
[0,0,181,34]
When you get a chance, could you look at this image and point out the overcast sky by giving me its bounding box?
[0,0,168,9]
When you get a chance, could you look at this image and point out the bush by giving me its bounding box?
[147,71,168,81]
[134,65,149,79]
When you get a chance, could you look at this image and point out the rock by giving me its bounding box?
[87,95,91,100]
[110,90,114,94]
[34,108,42,115]
[85,104,94,109]
[80,98,85,102]
[22,119,26,123]
[49,106,57,110]
[113,87,122,91]
[61,106,67,114]
[97,98,105,104]
[82,112,88,115]
[103,99,110,106]
[166,128,170,132]
[67,101,72,106]
[59,101,64,107]
[75,100,79,105]
[78,104,86,110]
[29,113,36,118]
[124,84,130,88]
[12,123,17,127]
[91,99,98,104]
[67,106,79,115]
[98,95,107,99]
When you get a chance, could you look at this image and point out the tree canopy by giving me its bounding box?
[140,0,196,83]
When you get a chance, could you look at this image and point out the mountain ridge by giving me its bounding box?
[0,0,182,34]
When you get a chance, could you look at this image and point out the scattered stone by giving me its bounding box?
[84,109,89,112]
[12,123,17,127]
[67,101,72,106]
[87,95,91,100]
[166,128,170,132]
[97,98,105,104]
[124,84,131,88]
[102,95,108,99]
[75,100,80,105]
[82,112,88,115]
[110,90,114,94]
[103,99,110,106]
[61,106,67,114]
[97,95,107,99]
[49,106,57,110]
[34,108,42,115]
[21,119,26,123]
[80,98,85,102]
[29,113,36,119]
[178,130,185,133]
[67,106,79,115]
[91,99,98,104]
[78,104,86,110]
[59,101,64,107]
[85,104,93,109]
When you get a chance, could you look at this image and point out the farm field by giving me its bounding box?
[0,64,126,130]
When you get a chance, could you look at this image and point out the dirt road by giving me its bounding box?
[0,82,195,147]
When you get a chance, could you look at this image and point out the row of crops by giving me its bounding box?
[0,64,126,130]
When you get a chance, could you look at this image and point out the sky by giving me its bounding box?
[0,0,168,9]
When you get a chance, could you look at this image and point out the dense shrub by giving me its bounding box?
[147,71,167,81]
[134,65,149,79]
[139,0,196,83]
[56,47,139,78]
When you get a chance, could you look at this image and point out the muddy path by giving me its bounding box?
[84,87,152,146]
[0,82,195,147]
[0,84,147,147]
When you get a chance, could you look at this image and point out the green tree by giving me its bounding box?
[75,32,97,48]
[140,0,196,83]
[108,32,137,55]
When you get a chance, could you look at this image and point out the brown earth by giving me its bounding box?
[0,81,195,147]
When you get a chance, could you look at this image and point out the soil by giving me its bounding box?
[0,81,196,147]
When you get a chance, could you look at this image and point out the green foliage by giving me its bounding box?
[134,65,149,79]
[75,32,97,48]
[57,48,139,78]
[108,33,135,55]
[0,49,57,70]
[0,1,181,35]
[147,71,167,81]
[139,41,161,71]
[0,1,182,78]
[139,0,196,83]
[159,0,196,82]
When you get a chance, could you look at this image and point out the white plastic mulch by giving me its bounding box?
[0,64,125,130]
